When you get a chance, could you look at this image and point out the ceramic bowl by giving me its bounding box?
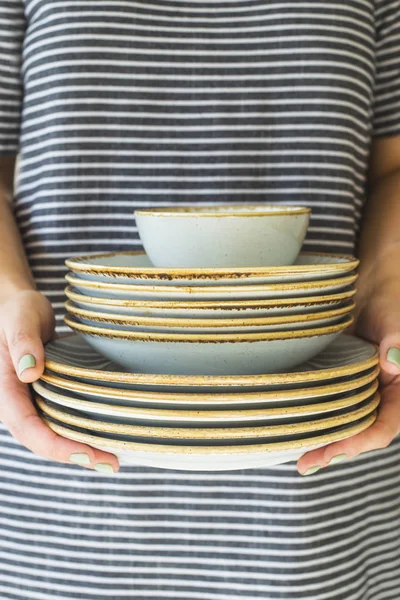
[65,286,356,319]
[65,251,359,286]
[64,314,353,375]
[33,379,378,425]
[44,333,379,391]
[65,272,357,301]
[42,413,376,470]
[36,392,379,441]
[65,300,354,334]
[39,366,380,408]
[135,205,311,268]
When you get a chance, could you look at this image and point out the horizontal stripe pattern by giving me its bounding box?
[1,0,400,598]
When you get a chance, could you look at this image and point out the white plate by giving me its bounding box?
[33,379,378,426]
[43,413,376,470]
[66,272,357,301]
[65,314,352,375]
[66,286,356,318]
[66,251,359,286]
[44,333,379,391]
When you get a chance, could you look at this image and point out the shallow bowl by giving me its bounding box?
[64,314,353,375]
[135,205,311,268]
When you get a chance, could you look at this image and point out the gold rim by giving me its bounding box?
[40,366,380,404]
[36,392,379,438]
[64,313,353,342]
[45,332,379,386]
[65,299,355,328]
[33,379,378,421]
[66,250,359,278]
[65,272,357,294]
[135,205,311,217]
[65,285,357,309]
[43,411,377,453]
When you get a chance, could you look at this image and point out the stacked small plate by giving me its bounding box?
[32,246,380,471]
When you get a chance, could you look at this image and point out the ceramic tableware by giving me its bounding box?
[33,379,379,425]
[65,286,356,318]
[65,300,354,334]
[134,205,311,268]
[65,251,359,286]
[36,392,379,440]
[42,413,376,470]
[64,314,353,375]
[44,333,379,391]
[65,272,357,301]
[39,366,380,408]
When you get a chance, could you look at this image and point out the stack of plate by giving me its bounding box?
[63,251,358,375]
[34,332,380,471]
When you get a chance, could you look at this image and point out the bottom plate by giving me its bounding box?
[44,412,376,471]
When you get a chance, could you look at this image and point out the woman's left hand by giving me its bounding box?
[296,277,400,476]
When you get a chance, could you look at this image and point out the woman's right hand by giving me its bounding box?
[0,289,120,472]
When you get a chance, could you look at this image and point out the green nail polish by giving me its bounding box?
[18,354,36,376]
[69,453,90,465]
[328,453,348,466]
[387,348,400,368]
[301,465,321,477]
[94,463,115,474]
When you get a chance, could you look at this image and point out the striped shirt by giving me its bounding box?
[0,0,400,598]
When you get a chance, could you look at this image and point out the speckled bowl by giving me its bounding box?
[135,205,311,268]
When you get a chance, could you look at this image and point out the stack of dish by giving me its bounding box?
[34,334,380,470]
[33,206,379,470]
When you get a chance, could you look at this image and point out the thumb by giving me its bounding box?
[5,312,47,383]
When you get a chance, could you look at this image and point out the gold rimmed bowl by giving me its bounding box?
[64,314,353,375]
[134,205,311,268]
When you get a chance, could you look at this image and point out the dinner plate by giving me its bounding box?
[65,315,352,375]
[65,300,354,334]
[65,286,356,318]
[44,333,379,390]
[65,272,357,301]
[66,251,359,286]
[39,366,379,408]
[33,379,378,425]
[37,393,379,441]
[42,413,376,470]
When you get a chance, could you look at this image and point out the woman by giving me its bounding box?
[0,0,399,598]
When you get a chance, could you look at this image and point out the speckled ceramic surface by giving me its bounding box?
[65,286,356,318]
[66,272,357,301]
[42,413,377,470]
[39,366,380,408]
[33,379,378,426]
[44,333,379,390]
[65,300,354,334]
[64,314,353,375]
[37,392,379,440]
[66,251,359,286]
[134,205,311,267]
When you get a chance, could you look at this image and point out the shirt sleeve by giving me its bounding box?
[0,1,25,155]
[372,1,400,138]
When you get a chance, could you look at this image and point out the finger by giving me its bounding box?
[0,358,120,472]
[297,387,398,475]
[4,310,47,383]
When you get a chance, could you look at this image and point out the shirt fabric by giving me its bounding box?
[0,0,400,598]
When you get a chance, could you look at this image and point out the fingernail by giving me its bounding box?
[328,453,348,466]
[94,463,115,474]
[301,465,321,477]
[387,348,400,368]
[18,354,36,376]
[69,453,91,465]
